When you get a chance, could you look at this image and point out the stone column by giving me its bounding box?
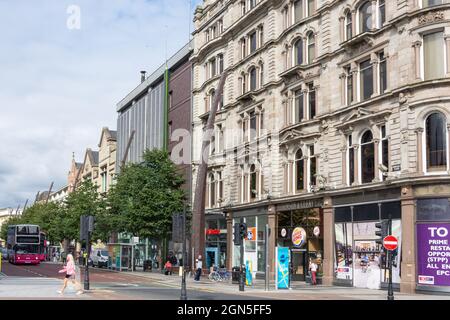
[268,206,277,281]
[339,73,346,106]
[400,185,416,294]
[303,88,308,120]
[373,138,380,182]
[415,128,424,174]
[371,53,379,97]
[322,196,334,286]
[413,41,422,80]
[341,146,347,186]
[287,95,293,125]
[351,63,358,102]
[353,145,359,185]
[446,35,450,76]
[226,212,233,270]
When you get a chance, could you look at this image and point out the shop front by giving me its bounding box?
[416,197,450,293]
[205,214,227,269]
[333,200,402,290]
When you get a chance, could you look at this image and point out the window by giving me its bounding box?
[250,111,257,141]
[241,73,247,94]
[425,112,448,171]
[211,26,216,38]
[218,172,223,202]
[259,26,264,47]
[423,31,445,80]
[423,0,443,7]
[219,93,224,110]
[379,52,387,93]
[308,83,316,119]
[307,0,315,16]
[218,124,224,152]
[101,170,107,193]
[295,38,303,65]
[348,135,355,185]
[242,118,247,142]
[210,134,216,155]
[218,20,223,34]
[209,173,216,207]
[380,125,389,181]
[240,38,246,59]
[283,6,289,29]
[295,149,305,191]
[379,0,385,27]
[259,64,264,87]
[205,30,210,42]
[250,164,257,199]
[307,33,315,64]
[210,57,217,77]
[345,66,354,105]
[359,1,372,33]
[345,10,352,40]
[210,89,216,111]
[360,59,373,100]
[249,0,256,10]
[218,54,224,73]
[250,67,257,91]
[250,31,257,53]
[241,1,246,15]
[294,89,304,123]
[309,145,317,187]
[294,0,303,23]
[361,131,375,183]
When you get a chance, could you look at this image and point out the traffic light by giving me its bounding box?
[233,223,242,246]
[239,223,247,239]
[375,220,389,245]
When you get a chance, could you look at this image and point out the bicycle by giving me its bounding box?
[208,267,231,282]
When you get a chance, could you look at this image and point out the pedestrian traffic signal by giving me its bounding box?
[375,220,389,245]
[233,223,242,246]
[239,223,247,239]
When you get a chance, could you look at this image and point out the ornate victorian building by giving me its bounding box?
[191,0,450,294]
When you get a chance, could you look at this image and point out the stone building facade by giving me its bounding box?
[191,0,450,293]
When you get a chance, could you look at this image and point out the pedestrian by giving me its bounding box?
[52,252,57,263]
[310,260,318,285]
[61,251,67,264]
[164,260,172,275]
[194,256,203,281]
[57,253,83,295]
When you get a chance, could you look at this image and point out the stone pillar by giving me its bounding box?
[373,139,380,182]
[413,41,422,80]
[353,145,359,185]
[226,212,233,270]
[371,53,379,97]
[351,63,358,102]
[445,35,450,76]
[415,128,424,174]
[303,88,308,120]
[400,185,416,294]
[268,206,277,281]
[322,196,334,286]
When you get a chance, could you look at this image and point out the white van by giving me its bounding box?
[90,249,109,268]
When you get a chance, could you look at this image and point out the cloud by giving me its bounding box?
[0,0,201,207]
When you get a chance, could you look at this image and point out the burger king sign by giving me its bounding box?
[292,227,307,247]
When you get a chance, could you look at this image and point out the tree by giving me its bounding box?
[0,215,23,241]
[107,149,186,240]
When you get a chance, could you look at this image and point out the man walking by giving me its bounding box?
[310,260,318,285]
[194,256,202,281]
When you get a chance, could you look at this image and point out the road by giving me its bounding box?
[0,261,267,299]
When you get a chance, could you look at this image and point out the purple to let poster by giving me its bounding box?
[416,223,450,286]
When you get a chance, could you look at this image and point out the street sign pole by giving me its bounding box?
[180,205,187,300]
[84,229,90,291]
[239,217,245,292]
[264,224,269,291]
[387,216,394,301]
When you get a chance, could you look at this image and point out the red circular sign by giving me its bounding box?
[383,235,398,251]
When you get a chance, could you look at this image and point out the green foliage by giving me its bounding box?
[107,149,186,239]
[0,215,22,241]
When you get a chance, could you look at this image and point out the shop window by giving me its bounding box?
[352,203,379,221]
[295,149,305,191]
[335,207,352,223]
[425,112,448,172]
[417,198,450,221]
[294,38,303,65]
[360,130,375,183]
[381,201,401,220]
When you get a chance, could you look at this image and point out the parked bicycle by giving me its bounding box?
[208,266,231,282]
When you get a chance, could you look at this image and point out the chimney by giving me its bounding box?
[140,70,146,83]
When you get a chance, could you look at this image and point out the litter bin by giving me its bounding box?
[232,266,246,284]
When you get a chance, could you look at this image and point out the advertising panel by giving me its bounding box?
[277,247,290,289]
[417,223,450,286]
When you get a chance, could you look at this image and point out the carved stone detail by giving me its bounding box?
[418,11,444,25]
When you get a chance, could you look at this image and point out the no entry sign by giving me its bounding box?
[383,235,398,251]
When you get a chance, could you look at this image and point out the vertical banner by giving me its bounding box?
[245,260,253,286]
[277,246,290,289]
[417,223,450,286]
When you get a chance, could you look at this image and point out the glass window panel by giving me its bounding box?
[307,34,315,64]
[309,88,316,118]
[353,204,379,221]
[294,0,303,22]
[250,68,257,91]
[250,32,257,53]
[349,147,355,185]
[308,0,315,16]
[360,59,373,100]
[346,11,352,40]
[424,32,444,80]
[359,1,372,33]
[417,198,450,221]
[295,39,303,65]
[426,112,447,170]
[335,207,352,223]
[381,201,401,220]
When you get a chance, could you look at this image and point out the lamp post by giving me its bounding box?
[180,204,187,300]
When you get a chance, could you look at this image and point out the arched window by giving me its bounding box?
[294,38,303,65]
[359,1,372,33]
[426,112,448,171]
[307,32,315,64]
[345,10,352,40]
[361,130,375,183]
[250,164,257,199]
[295,149,304,191]
[209,173,216,207]
[250,67,257,91]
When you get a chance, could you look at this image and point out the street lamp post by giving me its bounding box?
[387,215,394,301]
[180,204,187,300]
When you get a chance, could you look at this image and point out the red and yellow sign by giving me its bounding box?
[292,227,307,247]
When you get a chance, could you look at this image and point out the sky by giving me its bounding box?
[0,0,202,208]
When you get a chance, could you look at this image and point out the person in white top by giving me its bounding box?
[194,255,203,281]
[310,260,318,285]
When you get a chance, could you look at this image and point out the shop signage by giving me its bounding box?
[281,228,287,238]
[383,235,398,251]
[276,247,290,289]
[246,227,257,241]
[292,227,307,247]
[417,223,450,286]
[277,199,323,212]
[206,229,220,235]
[313,226,320,237]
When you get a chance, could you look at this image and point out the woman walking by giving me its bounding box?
[57,253,83,295]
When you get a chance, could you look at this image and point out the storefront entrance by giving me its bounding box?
[291,249,307,281]
[206,247,219,269]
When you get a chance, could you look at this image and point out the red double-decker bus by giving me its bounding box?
[6,224,41,265]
